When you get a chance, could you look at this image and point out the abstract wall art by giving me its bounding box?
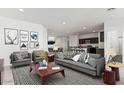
[30,32,38,42]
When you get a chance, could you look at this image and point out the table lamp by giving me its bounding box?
[105,48,116,64]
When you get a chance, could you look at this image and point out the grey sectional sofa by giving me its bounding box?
[55,52,105,77]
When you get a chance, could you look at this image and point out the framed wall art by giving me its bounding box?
[20,41,28,50]
[4,28,18,45]
[30,32,38,42]
[20,30,29,41]
[34,42,39,48]
[30,42,35,48]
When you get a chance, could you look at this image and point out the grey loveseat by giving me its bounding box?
[10,51,31,67]
[55,52,105,77]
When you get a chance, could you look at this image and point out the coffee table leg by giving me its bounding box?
[29,67,32,72]
[42,77,48,85]
[61,70,65,77]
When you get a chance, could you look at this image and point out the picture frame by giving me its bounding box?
[20,41,28,50]
[20,30,29,41]
[30,42,35,49]
[30,31,38,42]
[4,28,18,45]
[30,42,39,49]
[34,42,39,48]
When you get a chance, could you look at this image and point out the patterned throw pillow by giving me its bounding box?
[84,53,89,64]
[41,51,47,60]
[78,53,87,63]
[57,52,64,59]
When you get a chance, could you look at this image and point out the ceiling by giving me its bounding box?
[0,8,124,36]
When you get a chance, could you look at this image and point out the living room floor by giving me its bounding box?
[2,65,124,85]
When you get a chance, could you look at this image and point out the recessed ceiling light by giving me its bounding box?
[19,9,24,12]
[62,21,66,25]
[93,30,96,32]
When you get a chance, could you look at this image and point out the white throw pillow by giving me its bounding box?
[84,53,89,64]
[72,54,81,62]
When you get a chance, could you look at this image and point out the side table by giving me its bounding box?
[107,62,124,81]
[103,70,116,85]
[48,54,54,62]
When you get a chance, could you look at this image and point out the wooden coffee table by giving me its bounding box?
[29,63,65,85]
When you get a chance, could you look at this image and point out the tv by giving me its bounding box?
[48,41,55,45]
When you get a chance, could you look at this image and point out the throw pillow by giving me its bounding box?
[84,53,89,64]
[13,54,18,61]
[87,57,97,68]
[57,52,64,59]
[78,53,87,63]
[72,54,81,62]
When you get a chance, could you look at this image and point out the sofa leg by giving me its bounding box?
[92,75,101,79]
[29,67,32,72]
[92,76,97,79]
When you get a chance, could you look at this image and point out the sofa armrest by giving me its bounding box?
[96,57,105,76]
[10,53,13,64]
[28,53,31,58]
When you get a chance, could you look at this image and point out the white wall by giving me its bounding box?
[0,16,48,66]
[55,36,68,51]
[79,33,98,39]
[69,35,78,47]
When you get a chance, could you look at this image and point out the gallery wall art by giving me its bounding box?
[30,42,39,49]
[34,42,39,48]
[4,28,18,45]
[30,42,35,48]
[20,30,29,41]
[30,32,38,42]
[20,42,28,50]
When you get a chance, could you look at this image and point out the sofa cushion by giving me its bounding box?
[87,57,97,68]
[63,51,75,59]
[21,53,30,59]
[55,58,96,71]
[13,59,31,63]
[78,53,86,63]
[13,53,22,61]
